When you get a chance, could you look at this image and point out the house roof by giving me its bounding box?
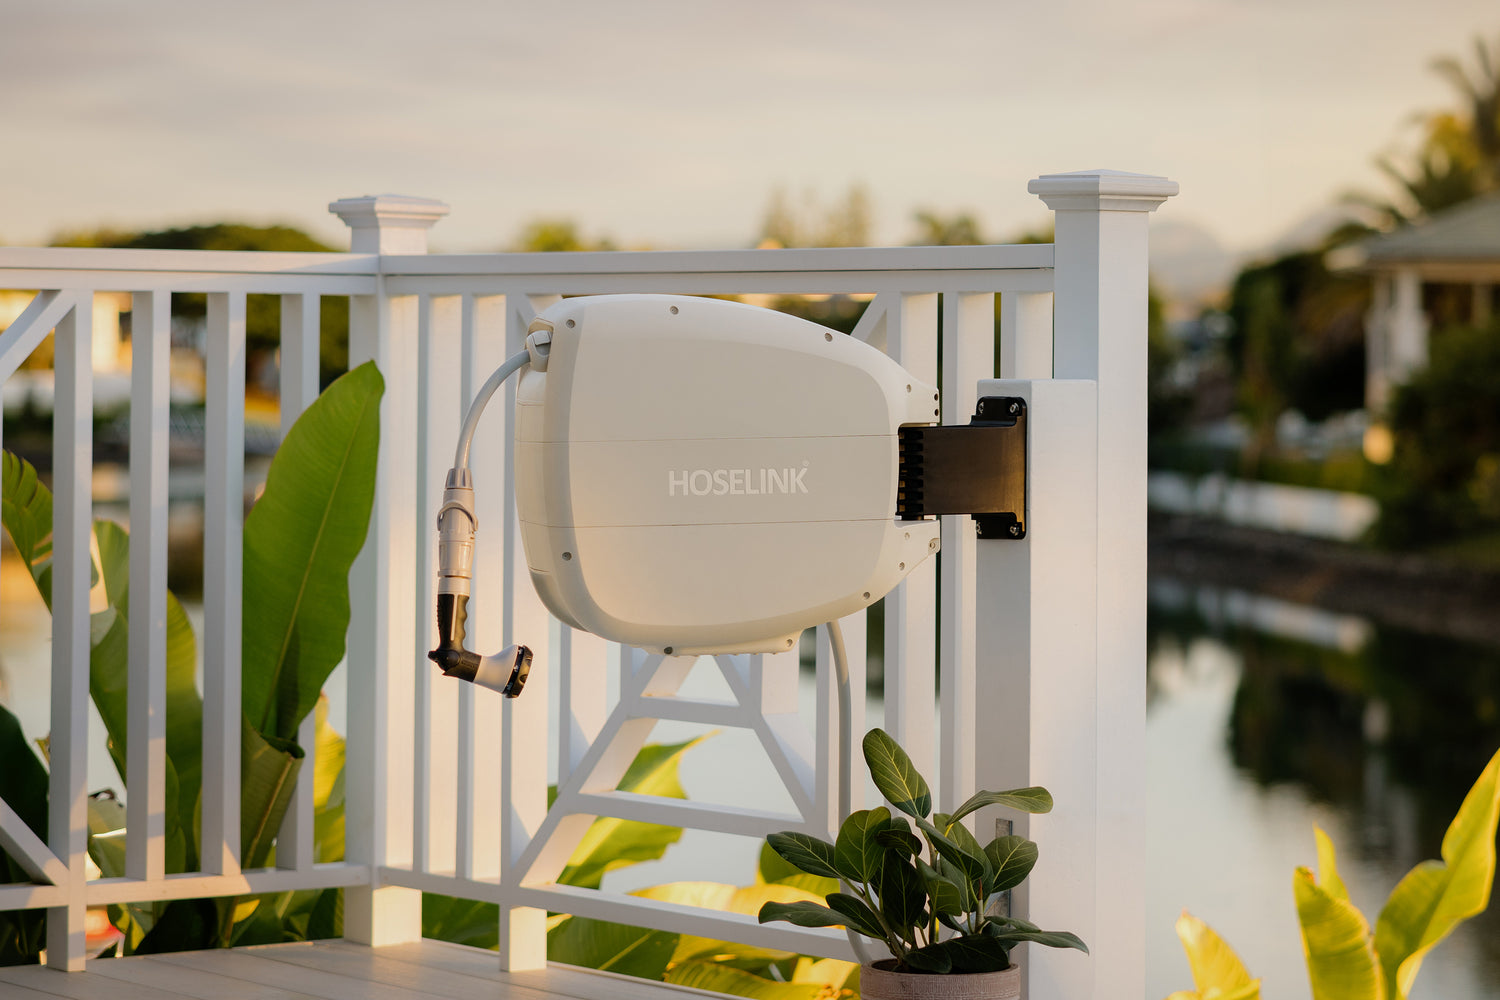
[1346,194,1500,268]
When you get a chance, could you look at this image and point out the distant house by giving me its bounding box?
[1331,195,1500,411]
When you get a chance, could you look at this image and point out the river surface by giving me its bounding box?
[2,556,1498,998]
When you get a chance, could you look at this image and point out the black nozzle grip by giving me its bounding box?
[430,593,481,679]
[436,592,468,651]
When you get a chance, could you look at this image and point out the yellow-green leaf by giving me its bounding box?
[665,961,824,999]
[1316,826,1350,902]
[1294,866,1384,1000]
[1373,747,1500,1000]
[1174,910,1259,999]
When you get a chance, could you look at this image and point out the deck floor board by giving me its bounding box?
[0,940,715,1000]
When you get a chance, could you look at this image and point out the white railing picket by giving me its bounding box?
[461,292,507,884]
[497,295,553,970]
[275,292,323,873]
[417,293,461,878]
[202,291,246,878]
[47,300,93,970]
[881,293,939,786]
[127,289,171,883]
[938,292,996,822]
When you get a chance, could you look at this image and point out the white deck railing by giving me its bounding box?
[0,170,1176,1000]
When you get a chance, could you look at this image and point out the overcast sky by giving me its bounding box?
[2,1,1496,253]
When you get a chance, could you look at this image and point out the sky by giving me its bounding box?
[2,0,1497,255]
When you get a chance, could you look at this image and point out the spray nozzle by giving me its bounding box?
[428,466,533,698]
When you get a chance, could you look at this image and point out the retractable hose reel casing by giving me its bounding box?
[514,294,940,656]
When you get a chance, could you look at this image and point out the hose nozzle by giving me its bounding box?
[428,467,534,698]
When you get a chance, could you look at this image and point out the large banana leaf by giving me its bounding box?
[628,881,821,967]
[238,719,303,871]
[556,736,705,888]
[1373,747,1500,1000]
[0,704,49,965]
[424,738,705,950]
[1294,859,1385,1000]
[1169,911,1262,1000]
[90,519,201,870]
[241,360,383,742]
[2,454,201,873]
[665,961,825,999]
[546,915,679,979]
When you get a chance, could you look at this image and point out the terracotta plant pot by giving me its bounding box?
[859,959,1020,1000]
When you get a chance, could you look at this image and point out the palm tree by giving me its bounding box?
[1355,33,1500,226]
[1431,33,1500,189]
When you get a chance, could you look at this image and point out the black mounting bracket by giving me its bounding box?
[896,396,1027,539]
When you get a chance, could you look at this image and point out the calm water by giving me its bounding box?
[3,555,1499,998]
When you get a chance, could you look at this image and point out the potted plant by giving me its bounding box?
[758,728,1087,999]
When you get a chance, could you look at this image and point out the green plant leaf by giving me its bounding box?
[239,718,304,870]
[985,835,1038,894]
[2,449,56,600]
[765,831,841,881]
[876,826,924,858]
[665,961,823,999]
[1374,746,1500,1000]
[917,857,969,915]
[949,786,1053,823]
[423,893,498,950]
[757,899,847,929]
[759,839,804,884]
[2,462,206,876]
[824,892,887,940]
[1172,911,1260,1000]
[981,921,1089,954]
[0,703,49,964]
[875,854,927,941]
[558,737,703,888]
[646,882,813,967]
[311,695,347,863]
[833,806,890,884]
[546,914,678,979]
[862,728,931,819]
[905,935,1014,974]
[934,813,994,883]
[87,519,204,870]
[1293,865,1384,1000]
[916,816,987,901]
[242,361,383,741]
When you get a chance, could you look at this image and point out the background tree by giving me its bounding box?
[1356,33,1500,226]
[908,210,985,246]
[1224,243,1369,468]
[50,224,351,385]
[1375,317,1500,547]
[512,219,615,253]
[755,183,872,248]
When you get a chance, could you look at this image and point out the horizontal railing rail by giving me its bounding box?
[0,239,1051,968]
[1,170,1174,1000]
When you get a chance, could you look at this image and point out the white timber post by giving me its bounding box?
[1366,274,1392,413]
[976,172,1174,998]
[1388,266,1429,384]
[333,194,449,946]
[1023,169,1175,998]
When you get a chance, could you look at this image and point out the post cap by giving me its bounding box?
[329,194,451,254]
[1028,170,1178,213]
